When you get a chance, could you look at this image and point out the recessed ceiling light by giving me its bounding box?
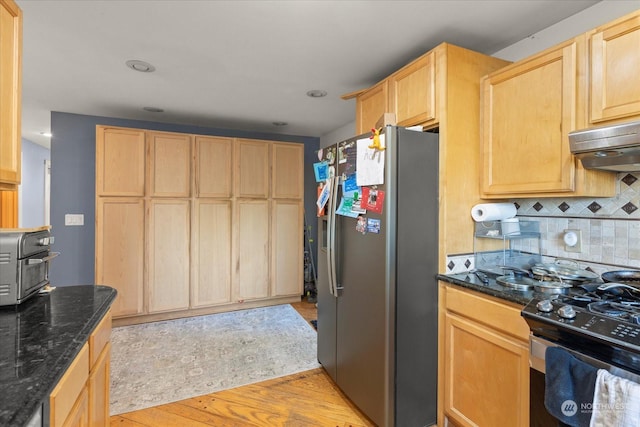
[306,90,327,98]
[143,107,164,113]
[40,132,52,137]
[126,60,156,73]
[272,121,288,127]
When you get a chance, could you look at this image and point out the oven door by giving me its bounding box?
[529,335,640,426]
[17,251,59,303]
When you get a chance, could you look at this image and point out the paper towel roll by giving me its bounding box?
[470,203,517,222]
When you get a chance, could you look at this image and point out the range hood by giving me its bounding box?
[569,120,640,172]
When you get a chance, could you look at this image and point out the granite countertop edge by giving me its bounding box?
[1,285,117,427]
[437,273,534,306]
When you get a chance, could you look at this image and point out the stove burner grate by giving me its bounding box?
[588,301,629,317]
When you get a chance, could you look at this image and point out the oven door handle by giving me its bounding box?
[27,252,60,265]
[530,335,628,375]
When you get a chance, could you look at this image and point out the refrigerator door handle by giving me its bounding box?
[325,176,333,296]
[326,175,336,297]
[327,171,340,297]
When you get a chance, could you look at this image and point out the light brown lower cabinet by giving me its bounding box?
[271,200,303,297]
[147,199,190,313]
[440,283,530,427]
[235,199,270,301]
[95,198,145,318]
[50,309,112,427]
[88,311,112,427]
[60,387,89,427]
[50,344,89,427]
[191,199,232,307]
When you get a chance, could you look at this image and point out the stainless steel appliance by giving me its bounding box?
[0,227,58,306]
[522,284,640,425]
[569,120,640,171]
[317,126,438,426]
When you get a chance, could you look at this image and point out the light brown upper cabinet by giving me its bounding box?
[0,0,22,191]
[480,37,615,198]
[355,80,389,134]
[147,199,190,313]
[589,11,640,124]
[96,127,146,197]
[234,139,270,198]
[147,131,191,197]
[272,142,304,199]
[195,136,233,198]
[389,51,437,127]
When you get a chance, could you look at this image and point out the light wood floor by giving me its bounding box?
[110,298,376,427]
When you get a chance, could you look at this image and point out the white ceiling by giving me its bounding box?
[17,0,606,148]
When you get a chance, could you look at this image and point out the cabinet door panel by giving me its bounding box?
[0,189,18,227]
[148,132,191,197]
[96,127,145,196]
[235,139,269,198]
[95,198,144,317]
[590,13,640,123]
[88,343,110,427]
[272,143,303,199]
[192,200,232,307]
[390,52,436,126]
[444,313,529,427]
[235,200,270,300]
[148,200,190,313]
[272,200,302,297]
[0,0,22,187]
[50,344,89,427]
[195,136,232,198]
[356,81,388,134]
[61,387,89,427]
[481,41,577,195]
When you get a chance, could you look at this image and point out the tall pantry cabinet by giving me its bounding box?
[192,136,233,308]
[95,126,304,325]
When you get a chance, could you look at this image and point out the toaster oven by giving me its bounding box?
[0,227,59,306]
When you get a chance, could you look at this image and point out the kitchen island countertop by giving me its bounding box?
[0,285,116,426]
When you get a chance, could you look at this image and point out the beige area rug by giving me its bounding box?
[109,304,320,415]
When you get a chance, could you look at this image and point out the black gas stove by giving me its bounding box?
[522,283,640,374]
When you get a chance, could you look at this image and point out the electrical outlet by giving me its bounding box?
[564,229,582,253]
[65,214,84,226]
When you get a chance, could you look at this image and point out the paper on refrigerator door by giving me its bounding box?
[356,136,385,186]
[317,179,331,210]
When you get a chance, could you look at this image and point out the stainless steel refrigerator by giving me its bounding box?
[317,126,438,427]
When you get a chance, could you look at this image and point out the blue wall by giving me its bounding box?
[20,138,50,227]
[50,112,319,286]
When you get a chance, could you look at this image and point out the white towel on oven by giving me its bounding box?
[590,369,640,427]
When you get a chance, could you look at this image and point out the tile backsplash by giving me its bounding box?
[514,173,639,219]
[445,172,640,274]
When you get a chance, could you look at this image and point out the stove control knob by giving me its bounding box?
[536,300,554,313]
[38,237,49,245]
[557,305,577,319]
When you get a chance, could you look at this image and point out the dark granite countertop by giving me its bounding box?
[437,272,537,306]
[0,285,116,427]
